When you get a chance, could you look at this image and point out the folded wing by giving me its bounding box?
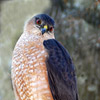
[43,39,78,100]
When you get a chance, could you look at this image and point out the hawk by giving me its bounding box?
[11,14,79,100]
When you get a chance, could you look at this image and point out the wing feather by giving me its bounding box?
[43,39,78,100]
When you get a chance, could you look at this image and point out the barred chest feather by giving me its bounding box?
[11,33,54,100]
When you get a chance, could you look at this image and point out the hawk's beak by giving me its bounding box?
[41,25,48,35]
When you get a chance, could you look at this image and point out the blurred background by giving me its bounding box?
[0,0,100,100]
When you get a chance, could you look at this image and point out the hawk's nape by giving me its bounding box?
[43,39,79,100]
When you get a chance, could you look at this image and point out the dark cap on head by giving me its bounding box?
[34,14,55,27]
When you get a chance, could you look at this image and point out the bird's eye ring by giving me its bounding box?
[36,19,42,25]
[49,27,53,32]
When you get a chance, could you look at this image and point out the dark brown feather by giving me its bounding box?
[43,39,79,100]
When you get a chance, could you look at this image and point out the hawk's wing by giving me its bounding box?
[43,39,78,100]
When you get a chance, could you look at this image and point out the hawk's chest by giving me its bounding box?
[12,34,53,100]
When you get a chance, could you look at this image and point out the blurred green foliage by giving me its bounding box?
[0,0,100,100]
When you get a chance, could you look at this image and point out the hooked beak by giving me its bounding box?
[41,25,48,35]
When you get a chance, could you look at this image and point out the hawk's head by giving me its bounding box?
[24,14,55,38]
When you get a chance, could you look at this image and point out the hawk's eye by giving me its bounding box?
[49,27,53,32]
[36,19,41,25]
